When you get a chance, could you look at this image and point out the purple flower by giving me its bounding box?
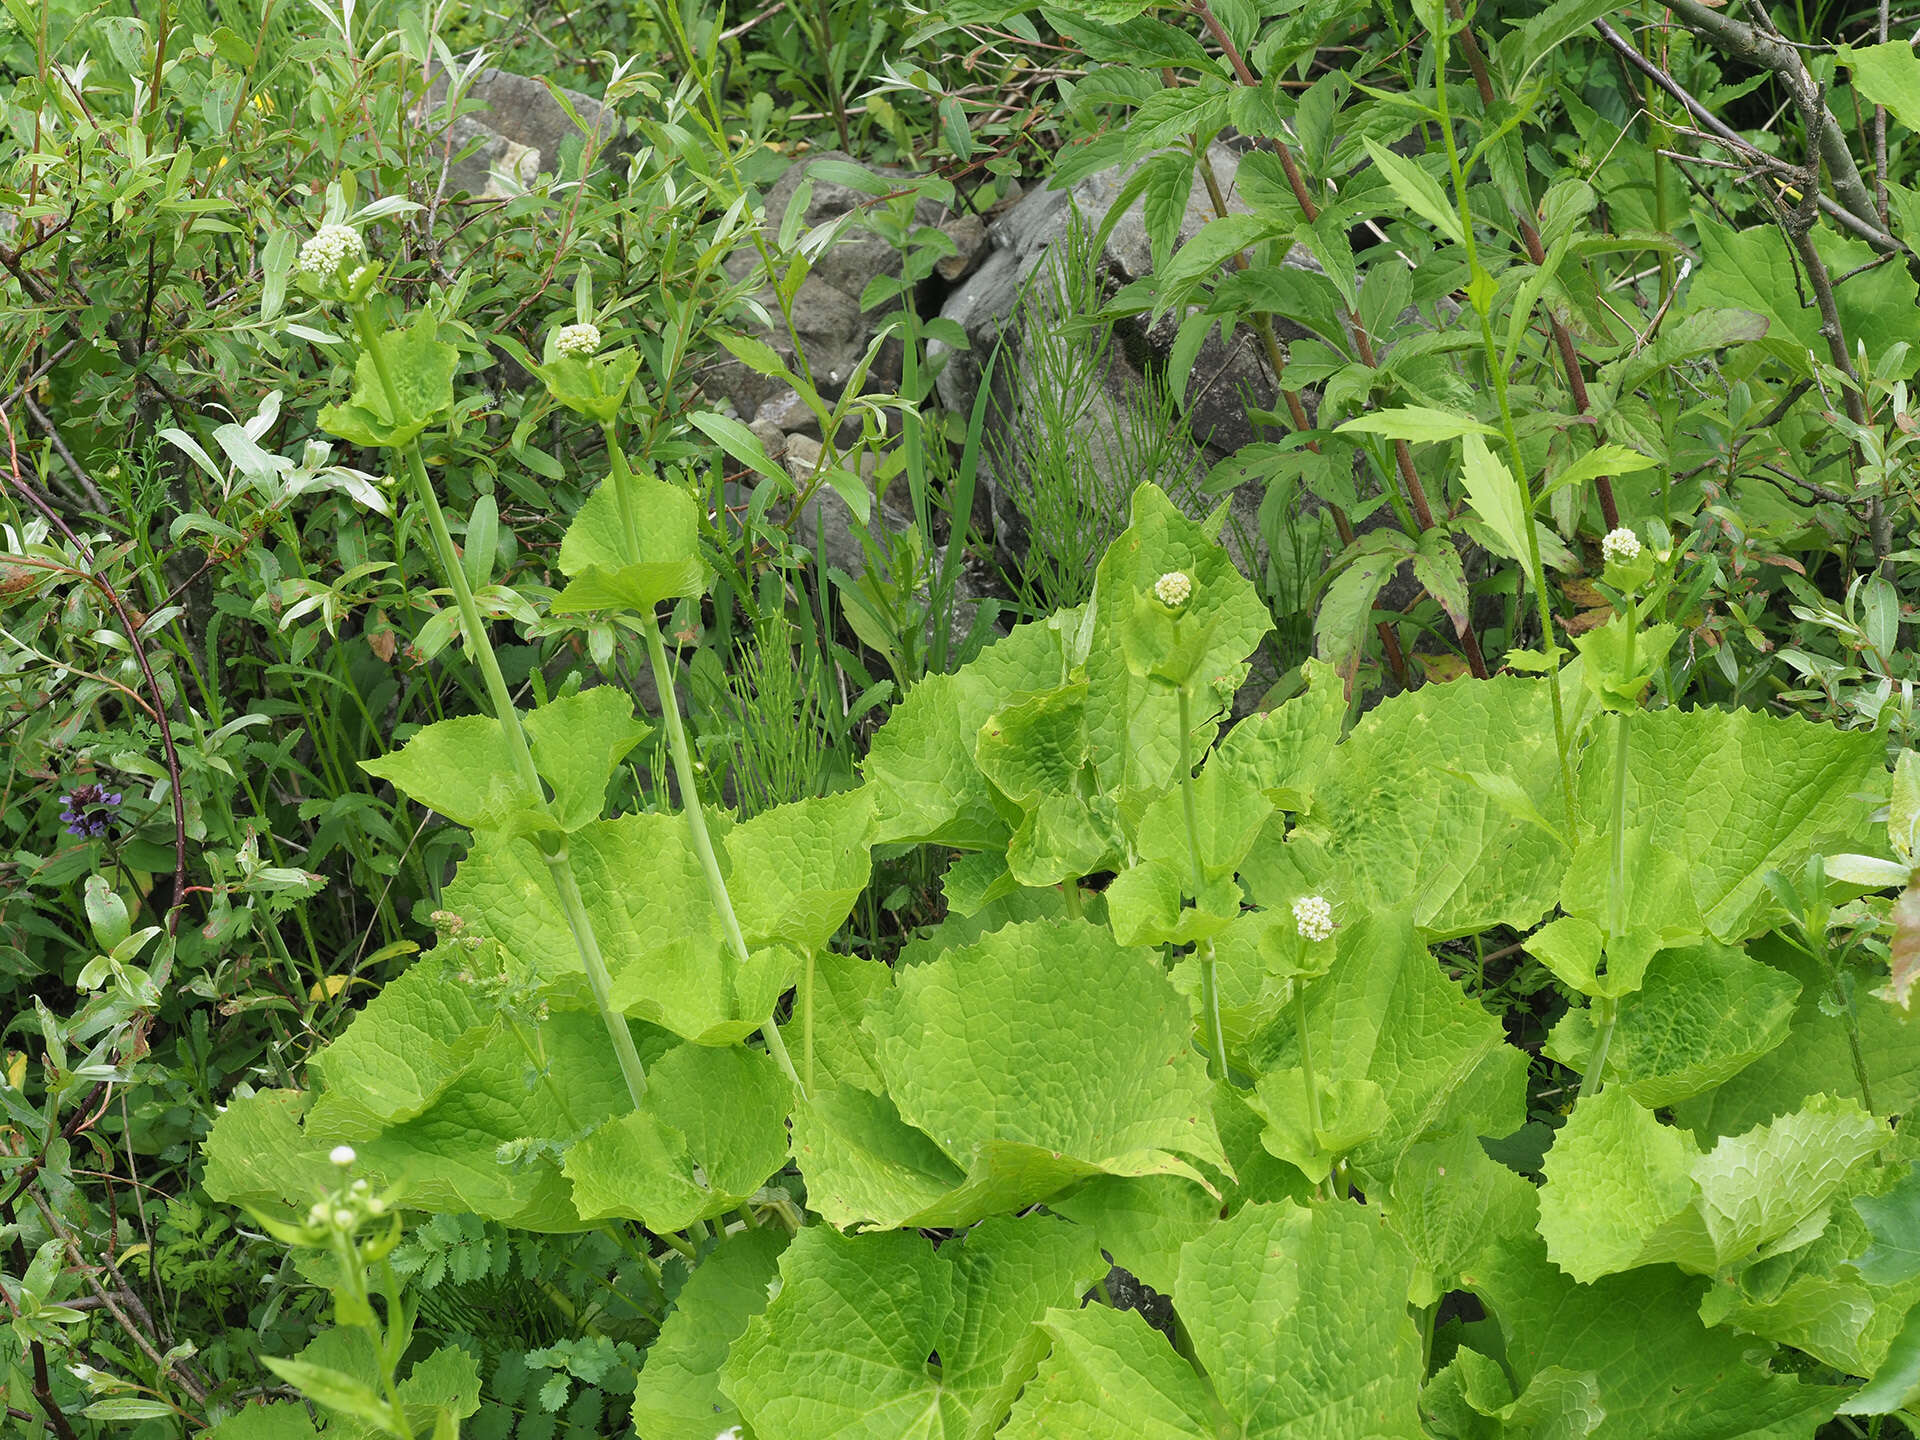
[60,783,122,839]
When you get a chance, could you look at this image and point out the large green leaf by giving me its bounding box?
[720,1217,1105,1440]
[1179,1200,1425,1438]
[318,319,458,449]
[1544,941,1801,1107]
[1390,1126,1540,1308]
[629,1228,788,1440]
[360,688,649,836]
[1421,1348,1605,1440]
[1084,484,1273,796]
[1213,657,1347,813]
[564,1042,790,1231]
[1049,1173,1221,1297]
[1241,678,1571,938]
[1472,1195,1847,1439]
[1675,937,1920,1138]
[725,788,876,954]
[1538,1089,1884,1282]
[306,949,487,1128]
[869,918,1227,1184]
[863,617,1075,847]
[550,475,712,614]
[442,816,792,1044]
[1689,218,1920,378]
[1574,707,1885,943]
[1010,1201,1426,1440]
[1247,912,1530,1192]
[1001,1304,1218,1439]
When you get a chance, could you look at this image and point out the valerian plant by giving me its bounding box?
[201,312,1920,1434]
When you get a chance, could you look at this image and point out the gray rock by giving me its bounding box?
[417,67,617,200]
[927,142,1325,590]
[701,151,952,419]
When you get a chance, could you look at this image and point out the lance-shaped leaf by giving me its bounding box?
[1241,678,1570,939]
[564,1042,791,1232]
[720,1217,1105,1440]
[1461,433,1538,590]
[550,474,711,614]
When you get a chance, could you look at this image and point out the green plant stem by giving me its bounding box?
[1292,986,1334,1201]
[641,613,806,1097]
[350,303,648,1105]
[1062,879,1084,920]
[802,948,817,1095]
[1580,995,1618,1100]
[1430,18,1576,824]
[1177,686,1230,1081]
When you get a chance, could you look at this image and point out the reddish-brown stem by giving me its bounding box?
[1451,8,1619,529]
[0,410,189,933]
[1189,0,1488,678]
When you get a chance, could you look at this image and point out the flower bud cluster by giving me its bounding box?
[1153,571,1193,608]
[1292,894,1335,943]
[554,322,602,359]
[1601,527,1641,566]
[299,224,366,278]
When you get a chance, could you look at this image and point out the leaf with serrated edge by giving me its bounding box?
[721,1217,1105,1440]
[630,1228,788,1440]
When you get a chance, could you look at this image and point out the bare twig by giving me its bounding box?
[21,397,108,511]
[1651,0,1890,248]
[1592,18,1898,253]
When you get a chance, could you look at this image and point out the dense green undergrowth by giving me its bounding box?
[5,0,1920,1434]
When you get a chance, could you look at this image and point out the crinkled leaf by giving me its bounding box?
[444,817,792,1045]
[1540,1089,1883,1281]
[1390,1127,1540,1308]
[1246,911,1530,1193]
[1214,657,1346,812]
[1473,1191,1847,1440]
[869,918,1227,1184]
[1545,942,1800,1107]
[319,319,459,448]
[1242,678,1570,938]
[864,618,1074,846]
[1084,484,1272,795]
[725,789,875,954]
[360,715,542,833]
[1576,706,1886,942]
[1174,1200,1426,1438]
[721,1217,1105,1440]
[1001,1304,1218,1440]
[522,687,652,831]
[629,1228,788,1440]
[1854,1162,1920,1288]
[1049,1174,1218,1298]
[564,1042,790,1231]
[551,476,711,614]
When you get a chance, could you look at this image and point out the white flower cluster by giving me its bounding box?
[1153,570,1192,608]
[554,321,602,358]
[298,223,365,277]
[1602,527,1642,566]
[1292,894,1335,942]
